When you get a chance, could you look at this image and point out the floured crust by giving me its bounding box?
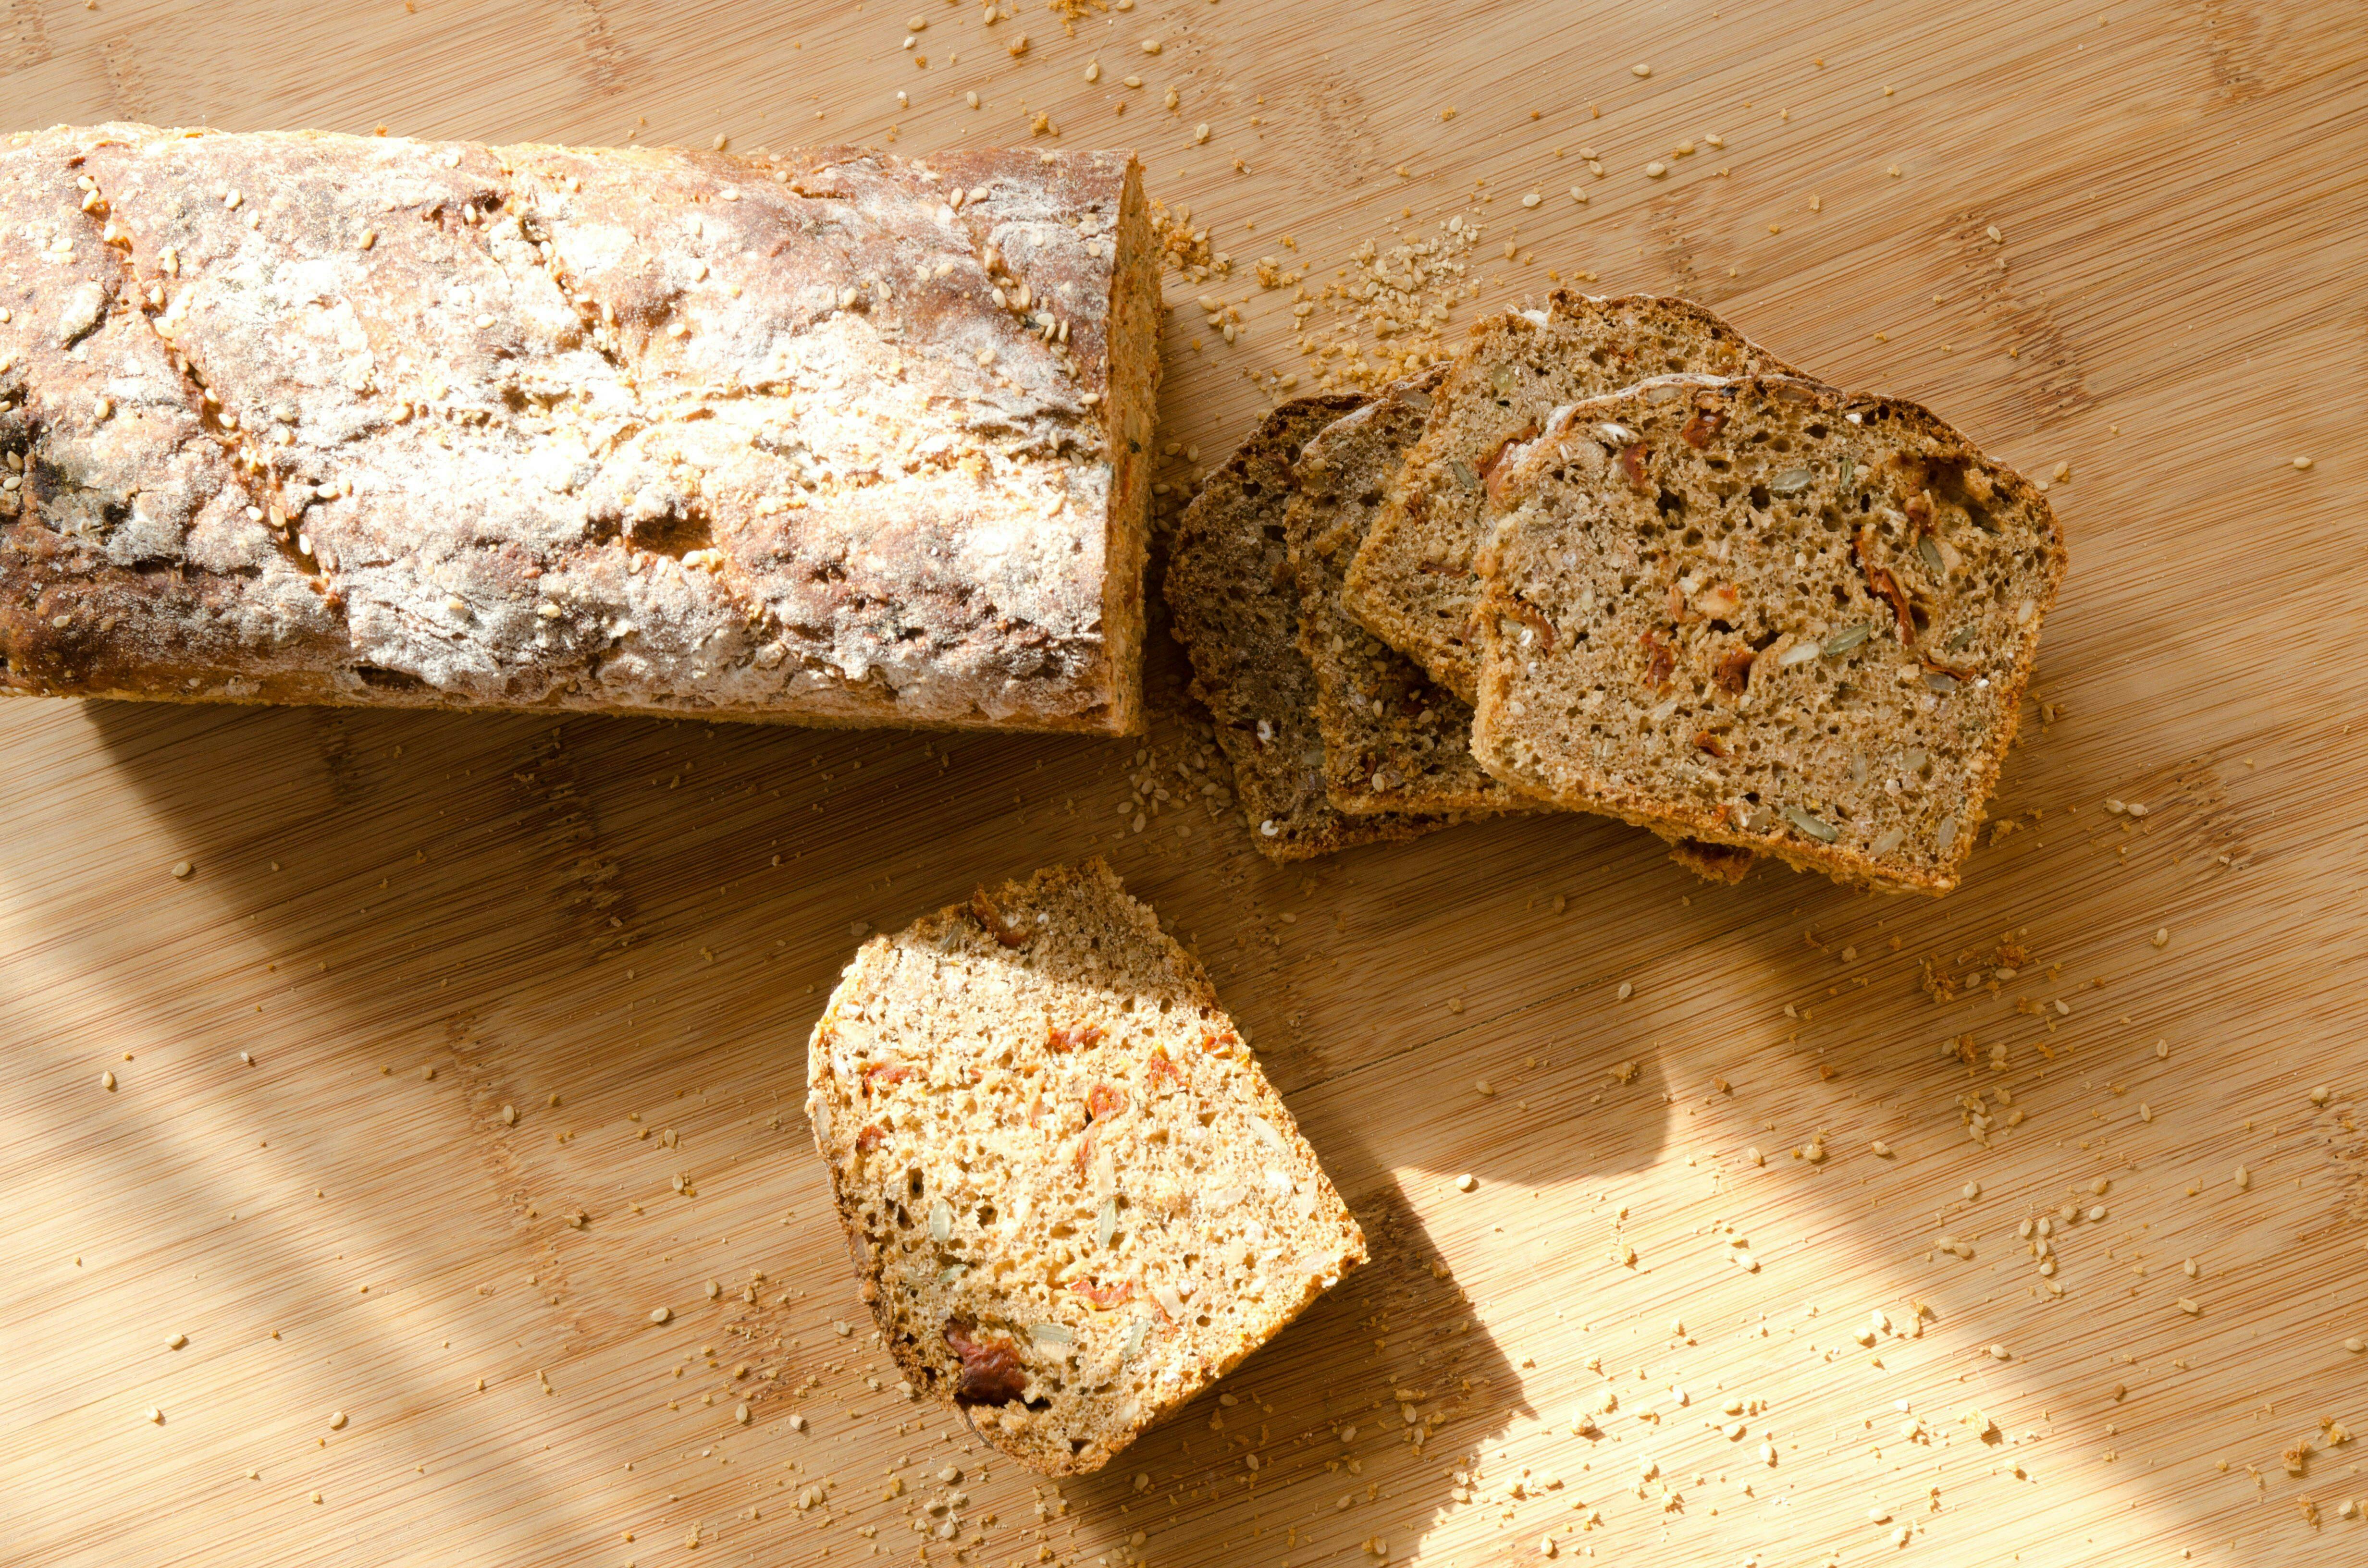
[0,125,1159,733]
[807,859,1365,1474]
[1471,375,2067,895]
[1343,293,1800,701]
[1164,396,1462,859]
[1285,368,1534,817]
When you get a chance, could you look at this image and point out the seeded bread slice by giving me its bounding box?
[1166,397,1461,858]
[1283,370,1537,816]
[807,859,1366,1475]
[1470,375,2067,895]
[1343,293,1801,701]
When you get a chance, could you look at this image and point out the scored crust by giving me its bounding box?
[1470,375,2067,894]
[806,859,1366,1474]
[1343,293,1800,701]
[1165,396,1462,858]
[0,125,1159,733]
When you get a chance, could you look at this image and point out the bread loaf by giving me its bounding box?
[1471,375,2066,894]
[0,125,1160,732]
[807,859,1365,1474]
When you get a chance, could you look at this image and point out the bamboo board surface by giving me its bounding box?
[2,1,2365,1564]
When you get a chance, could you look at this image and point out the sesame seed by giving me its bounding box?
[1631,62,1652,76]
[1870,1139,1892,1157]
[1521,192,1542,208]
[500,1104,518,1125]
[2310,1085,2331,1105]
[168,1333,186,1349]
[2345,1338,2365,1354]
[328,1410,348,1430]
[101,1070,116,1091]
[650,1307,672,1324]
[1455,1174,1478,1192]
[2234,1165,2250,1189]
[1084,61,1099,82]
[1194,123,1210,143]
[145,1407,163,1423]
[171,859,194,880]
[2178,1298,2201,1315]
[1962,1182,1981,1199]
[1140,37,1160,53]
[1645,161,1668,178]
[1987,1344,2011,1360]
[2292,455,2313,470]
[1616,980,1634,1001]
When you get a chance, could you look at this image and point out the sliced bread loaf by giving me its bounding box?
[1283,370,1537,816]
[1343,294,1800,701]
[807,859,1366,1474]
[1166,397,1461,858]
[1470,375,2067,894]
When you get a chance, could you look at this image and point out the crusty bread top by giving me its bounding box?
[807,859,1364,1474]
[0,125,1149,730]
[1471,374,2066,894]
[1343,293,1800,700]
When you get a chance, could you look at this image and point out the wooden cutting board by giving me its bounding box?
[2,2,2363,1564]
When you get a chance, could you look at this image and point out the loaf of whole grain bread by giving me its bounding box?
[0,125,1160,733]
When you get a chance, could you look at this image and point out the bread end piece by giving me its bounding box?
[1471,375,2066,895]
[807,858,1365,1474]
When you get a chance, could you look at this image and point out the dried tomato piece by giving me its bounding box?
[1680,404,1728,449]
[1852,527,1917,643]
[1046,1022,1105,1052]
[1145,1051,1184,1091]
[1713,648,1755,695]
[1479,419,1542,504]
[970,889,1030,948]
[1618,441,1652,489]
[855,1122,888,1153]
[1505,596,1557,653]
[863,1063,914,1090]
[1085,1082,1128,1123]
[1640,629,1676,690]
[1069,1278,1133,1310]
[942,1318,1027,1407]
[1693,730,1730,759]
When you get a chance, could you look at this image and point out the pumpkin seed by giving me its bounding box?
[1246,1113,1289,1155]
[930,1197,952,1243]
[1490,366,1515,395]
[1785,805,1840,842]
[1030,1322,1074,1344]
[1838,456,1856,489]
[1448,458,1480,490]
[1769,466,1814,496]
[1945,623,1977,652]
[1916,536,1946,575]
[1936,814,1959,851]
[938,1263,968,1285]
[1097,1196,1118,1251]
[1869,826,1905,856]
[1823,622,1872,657]
[1924,671,1958,694]
[1120,1317,1151,1359]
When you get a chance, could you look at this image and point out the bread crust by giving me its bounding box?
[0,125,1158,733]
[1471,375,2068,894]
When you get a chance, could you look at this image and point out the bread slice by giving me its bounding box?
[806,859,1366,1475]
[1343,293,1801,701]
[1166,397,1461,858]
[1283,370,1536,816]
[1470,375,2067,894]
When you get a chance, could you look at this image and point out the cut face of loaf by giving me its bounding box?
[1343,293,1799,701]
[1165,396,1461,858]
[1284,369,1534,816]
[0,126,1159,733]
[807,859,1365,1475]
[1472,376,2066,894]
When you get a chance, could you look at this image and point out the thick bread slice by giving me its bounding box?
[1343,293,1800,701]
[1165,397,1460,858]
[807,859,1366,1475]
[1283,369,1535,816]
[1470,375,2067,895]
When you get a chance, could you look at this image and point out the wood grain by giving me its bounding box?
[1,1,2364,1564]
